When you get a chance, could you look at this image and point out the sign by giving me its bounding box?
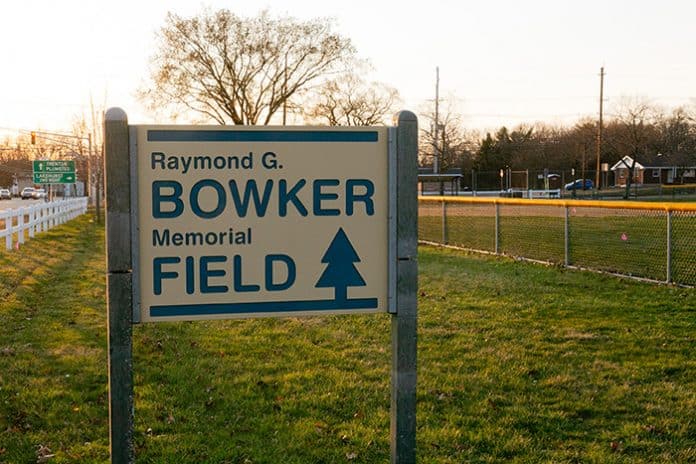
[33,160,76,184]
[105,109,418,464]
[133,126,391,322]
[33,172,76,183]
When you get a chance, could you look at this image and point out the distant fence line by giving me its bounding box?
[0,198,88,250]
[421,169,696,200]
[419,196,696,286]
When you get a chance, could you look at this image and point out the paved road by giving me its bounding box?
[0,198,45,212]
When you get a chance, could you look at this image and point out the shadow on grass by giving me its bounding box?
[1,218,695,463]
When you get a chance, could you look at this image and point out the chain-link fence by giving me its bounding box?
[419,197,696,286]
[451,169,608,192]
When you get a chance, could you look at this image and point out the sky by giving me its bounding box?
[1,0,695,137]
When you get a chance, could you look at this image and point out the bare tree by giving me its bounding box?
[303,72,400,126]
[141,9,356,125]
[605,97,662,197]
[0,138,30,188]
[657,106,696,157]
[71,96,106,212]
[419,101,475,172]
[606,97,661,158]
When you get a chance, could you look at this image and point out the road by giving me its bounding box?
[0,198,46,212]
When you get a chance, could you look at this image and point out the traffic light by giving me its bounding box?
[31,131,36,144]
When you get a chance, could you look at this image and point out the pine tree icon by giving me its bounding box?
[315,228,367,303]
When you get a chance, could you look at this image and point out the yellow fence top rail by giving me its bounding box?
[661,183,696,190]
[419,196,696,212]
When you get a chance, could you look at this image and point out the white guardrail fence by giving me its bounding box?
[0,198,88,250]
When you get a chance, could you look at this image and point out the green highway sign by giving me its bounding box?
[33,172,76,183]
[33,160,76,184]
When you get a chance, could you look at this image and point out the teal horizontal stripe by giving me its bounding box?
[147,130,378,143]
[150,297,379,317]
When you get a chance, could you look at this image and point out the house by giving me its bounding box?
[611,154,696,186]
[610,156,644,186]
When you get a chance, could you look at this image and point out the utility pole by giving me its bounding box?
[582,142,587,190]
[282,54,288,125]
[595,66,605,190]
[433,66,440,174]
[87,133,92,207]
[96,143,101,223]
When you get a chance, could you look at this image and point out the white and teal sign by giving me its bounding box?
[133,126,392,322]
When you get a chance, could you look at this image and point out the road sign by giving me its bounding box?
[33,172,76,183]
[33,160,76,184]
[133,126,390,322]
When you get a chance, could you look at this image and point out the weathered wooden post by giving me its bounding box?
[104,107,134,464]
[391,110,418,463]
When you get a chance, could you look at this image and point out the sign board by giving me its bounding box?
[33,160,76,184]
[133,126,392,322]
[105,109,417,464]
[33,172,76,183]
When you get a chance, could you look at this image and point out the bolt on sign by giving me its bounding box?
[132,126,392,322]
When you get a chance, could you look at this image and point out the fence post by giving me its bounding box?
[441,199,448,245]
[28,206,35,238]
[666,210,672,283]
[18,208,25,244]
[3,212,10,250]
[494,203,500,254]
[471,169,476,196]
[564,206,570,266]
[42,203,48,232]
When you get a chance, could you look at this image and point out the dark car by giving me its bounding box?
[564,179,594,190]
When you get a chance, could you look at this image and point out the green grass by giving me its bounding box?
[1,215,695,462]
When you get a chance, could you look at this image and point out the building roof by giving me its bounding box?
[417,173,463,181]
[418,167,463,181]
[610,154,696,170]
[610,156,644,171]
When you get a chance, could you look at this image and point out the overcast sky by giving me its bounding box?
[1,0,694,135]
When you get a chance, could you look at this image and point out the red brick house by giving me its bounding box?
[611,154,696,186]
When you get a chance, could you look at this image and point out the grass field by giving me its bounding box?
[419,207,696,285]
[1,215,695,463]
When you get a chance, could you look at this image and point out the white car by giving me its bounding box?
[0,188,10,200]
[32,188,48,199]
[20,187,35,199]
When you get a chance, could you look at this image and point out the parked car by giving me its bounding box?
[32,188,47,199]
[0,188,11,200]
[20,187,36,199]
[564,179,594,190]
